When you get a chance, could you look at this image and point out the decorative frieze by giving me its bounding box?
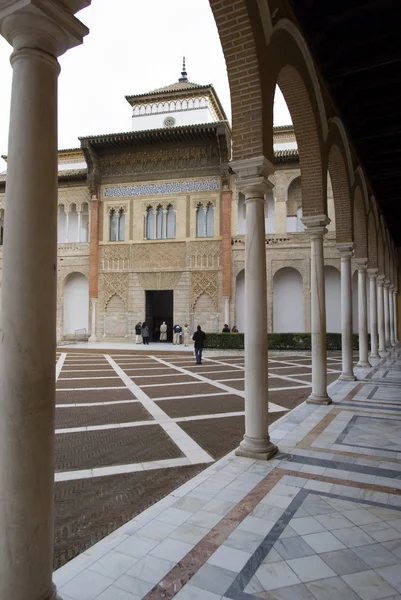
[100,245,130,270]
[137,271,182,290]
[190,271,219,311]
[132,242,186,269]
[188,240,221,268]
[104,178,220,198]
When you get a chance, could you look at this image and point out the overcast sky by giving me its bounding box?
[0,0,291,170]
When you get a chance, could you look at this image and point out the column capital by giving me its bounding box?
[354,258,368,271]
[230,156,274,198]
[336,242,354,257]
[377,274,385,285]
[0,0,89,57]
[367,267,379,280]
[384,279,391,288]
[390,283,395,291]
[302,215,330,238]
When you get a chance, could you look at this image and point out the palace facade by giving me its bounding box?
[0,66,345,343]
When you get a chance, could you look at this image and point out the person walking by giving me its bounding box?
[141,322,150,345]
[135,321,142,344]
[183,324,190,346]
[173,323,182,345]
[192,325,206,364]
[160,321,168,342]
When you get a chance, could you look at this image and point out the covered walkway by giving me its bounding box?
[53,346,401,600]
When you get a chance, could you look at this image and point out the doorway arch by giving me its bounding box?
[63,272,89,335]
[273,267,304,332]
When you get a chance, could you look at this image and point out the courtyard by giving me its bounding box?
[53,347,343,568]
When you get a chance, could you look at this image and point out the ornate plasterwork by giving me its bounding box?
[190,271,219,310]
[100,146,218,178]
[58,187,90,211]
[132,242,186,269]
[104,178,220,198]
[142,200,176,212]
[188,240,221,268]
[233,262,245,279]
[102,273,129,310]
[137,271,182,291]
[100,245,130,270]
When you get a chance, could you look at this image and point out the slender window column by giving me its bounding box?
[336,244,356,380]
[377,275,387,355]
[231,156,278,460]
[0,5,88,600]
[394,289,399,343]
[65,207,69,242]
[302,215,332,404]
[77,209,82,242]
[143,211,148,239]
[384,280,391,349]
[367,269,380,359]
[90,298,97,340]
[163,208,168,239]
[389,284,395,346]
[355,259,370,367]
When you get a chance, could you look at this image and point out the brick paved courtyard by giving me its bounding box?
[54,348,345,568]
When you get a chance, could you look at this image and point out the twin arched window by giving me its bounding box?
[196,202,214,238]
[109,208,125,242]
[145,205,176,239]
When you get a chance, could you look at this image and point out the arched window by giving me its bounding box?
[156,206,164,239]
[206,203,214,237]
[196,203,206,238]
[109,207,125,241]
[146,206,155,240]
[166,205,176,239]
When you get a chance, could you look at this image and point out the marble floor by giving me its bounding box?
[54,346,401,600]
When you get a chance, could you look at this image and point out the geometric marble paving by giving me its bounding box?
[335,415,401,454]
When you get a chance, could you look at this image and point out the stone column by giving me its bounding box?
[384,280,391,349]
[377,275,386,355]
[77,209,82,242]
[367,268,380,359]
[394,289,399,343]
[162,208,168,239]
[302,215,332,404]
[337,243,356,380]
[222,187,232,328]
[355,259,370,367]
[0,4,89,600]
[89,195,100,342]
[231,156,277,460]
[389,284,395,346]
[90,298,97,340]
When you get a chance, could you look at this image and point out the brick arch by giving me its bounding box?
[209,0,263,160]
[354,166,370,216]
[328,118,354,186]
[327,143,353,243]
[367,211,378,269]
[377,228,384,275]
[262,21,327,214]
[353,186,367,259]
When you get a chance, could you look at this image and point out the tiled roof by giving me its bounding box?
[275,148,299,162]
[126,82,210,101]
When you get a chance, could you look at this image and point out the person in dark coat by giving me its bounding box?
[222,324,230,333]
[135,322,142,344]
[141,322,150,345]
[192,325,206,364]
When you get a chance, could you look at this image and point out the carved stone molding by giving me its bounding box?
[102,273,129,310]
[100,245,130,270]
[132,242,186,269]
[137,271,182,291]
[188,240,221,268]
[190,271,219,311]
[58,186,90,210]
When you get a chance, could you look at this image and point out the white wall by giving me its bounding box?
[273,268,304,332]
[325,266,341,333]
[63,273,89,335]
[131,107,214,131]
[265,192,275,234]
[236,270,245,332]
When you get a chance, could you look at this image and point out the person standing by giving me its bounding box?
[135,321,142,344]
[222,324,230,333]
[183,324,190,346]
[173,323,182,345]
[141,322,150,345]
[231,325,238,333]
[192,325,206,364]
[160,321,168,342]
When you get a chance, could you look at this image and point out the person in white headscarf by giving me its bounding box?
[160,321,168,342]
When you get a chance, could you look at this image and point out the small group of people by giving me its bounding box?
[135,321,150,345]
[173,324,191,346]
[134,319,206,364]
[222,324,239,333]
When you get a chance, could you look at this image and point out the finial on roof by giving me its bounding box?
[178,57,188,83]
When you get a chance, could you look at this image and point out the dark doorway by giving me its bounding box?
[145,290,173,342]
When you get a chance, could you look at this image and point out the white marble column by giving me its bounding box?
[377,275,386,355]
[355,259,370,367]
[89,298,97,342]
[231,156,277,460]
[77,209,82,242]
[0,4,89,600]
[389,284,395,346]
[337,243,356,380]
[224,296,230,326]
[384,280,391,349]
[302,215,332,404]
[367,269,379,359]
[394,289,399,343]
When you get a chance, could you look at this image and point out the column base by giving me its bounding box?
[235,436,278,461]
[88,335,97,342]
[306,393,332,405]
[339,373,357,381]
[369,353,380,360]
[379,348,388,356]
[356,361,371,368]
